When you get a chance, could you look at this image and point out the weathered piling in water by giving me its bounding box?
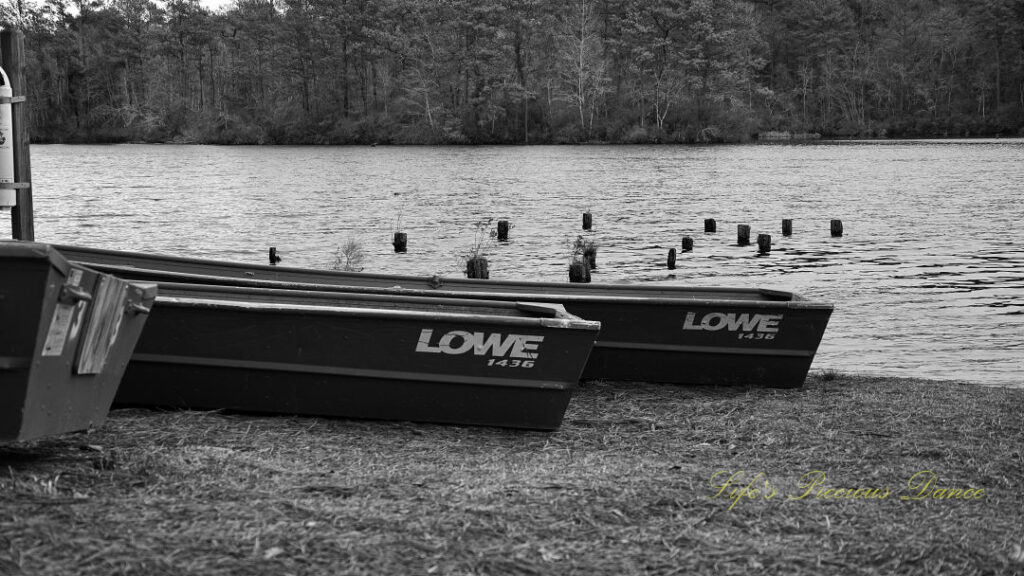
[667,248,677,270]
[466,256,489,279]
[497,220,510,241]
[569,258,591,283]
[269,247,282,265]
[392,232,407,252]
[681,236,693,252]
[782,219,793,236]
[704,218,716,233]
[1,30,33,241]
[582,212,593,230]
[737,224,751,246]
[831,219,844,237]
[757,233,772,254]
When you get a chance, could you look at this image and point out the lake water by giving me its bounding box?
[26,141,1024,387]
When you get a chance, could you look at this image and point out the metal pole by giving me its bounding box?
[1,29,34,241]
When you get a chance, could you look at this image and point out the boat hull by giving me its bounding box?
[56,244,833,387]
[1,242,155,442]
[118,284,600,429]
[560,297,831,385]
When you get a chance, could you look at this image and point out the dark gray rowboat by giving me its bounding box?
[116,282,600,430]
[1,242,155,442]
[56,243,834,388]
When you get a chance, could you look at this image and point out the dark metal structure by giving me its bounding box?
[1,242,154,442]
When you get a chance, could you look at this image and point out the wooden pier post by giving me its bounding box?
[496,220,510,241]
[392,231,407,252]
[704,218,716,233]
[782,219,793,236]
[667,248,677,270]
[737,224,751,246]
[681,236,693,252]
[268,247,282,265]
[582,212,593,230]
[757,233,772,254]
[1,30,33,241]
[831,219,844,237]
[568,258,591,283]
[466,256,489,279]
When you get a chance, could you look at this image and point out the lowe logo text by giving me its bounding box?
[415,329,543,359]
[683,312,783,333]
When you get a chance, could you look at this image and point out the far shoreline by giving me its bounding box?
[30,134,1024,147]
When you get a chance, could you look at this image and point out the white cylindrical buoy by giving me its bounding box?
[0,188,13,212]
[0,66,14,212]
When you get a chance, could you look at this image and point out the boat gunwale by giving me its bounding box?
[54,241,831,301]
[155,280,573,314]
[71,260,835,312]
[156,294,603,331]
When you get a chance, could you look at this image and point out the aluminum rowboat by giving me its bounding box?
[115,282,600,430]
[56,244,833,388]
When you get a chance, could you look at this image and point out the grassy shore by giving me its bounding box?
[1,374,1022,576]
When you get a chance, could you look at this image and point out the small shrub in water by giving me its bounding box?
[573,235,598,270]
[333,238,367,272]
[459,219,494,278]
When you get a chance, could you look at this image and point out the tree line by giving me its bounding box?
[4,0,1023,144]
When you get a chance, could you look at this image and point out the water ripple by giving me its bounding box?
[29,140,1024,387]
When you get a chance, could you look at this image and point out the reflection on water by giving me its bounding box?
[30,140,1024,387]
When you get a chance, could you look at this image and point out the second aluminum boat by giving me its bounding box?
[58,244,833,388]
[116,282,600,430]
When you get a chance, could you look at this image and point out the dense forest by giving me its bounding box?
[3,0,1023,144]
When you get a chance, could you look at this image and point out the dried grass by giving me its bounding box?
[1,375,1022,575]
